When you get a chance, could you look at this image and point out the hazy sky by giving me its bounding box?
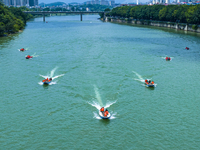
[39,0,145,4]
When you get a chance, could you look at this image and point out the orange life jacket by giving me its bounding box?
[105,111,109,115]
[152,81,154,84]
[104,112,107,116]
[100,108,104,112]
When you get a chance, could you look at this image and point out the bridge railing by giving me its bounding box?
[23,11,110,22]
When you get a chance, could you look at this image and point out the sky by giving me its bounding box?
[39,0,147,4]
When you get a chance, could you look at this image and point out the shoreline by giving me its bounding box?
[103,17,200,33]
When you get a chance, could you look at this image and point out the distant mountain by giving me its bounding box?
[39,2,67,7]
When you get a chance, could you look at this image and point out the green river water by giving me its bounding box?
[0,15,200,149]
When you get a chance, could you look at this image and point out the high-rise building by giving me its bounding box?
[94,0,100,4]
[3,0,37,6]
[100,0,109,5]
[109,0,115,6]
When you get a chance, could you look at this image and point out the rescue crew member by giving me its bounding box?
[100,107,104,112]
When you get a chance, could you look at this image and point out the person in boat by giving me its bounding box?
[151,81,154,84]
[43,78,50,82]
[26,55,32,59]
[20,48,25,51]
[185,47,189,50]
[104,109,109,117]
[148,80,151,84]
[100,107,104,112]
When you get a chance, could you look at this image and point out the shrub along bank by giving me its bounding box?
[102,5,200,32]
[0,2,33,36]
[105,5,200,24]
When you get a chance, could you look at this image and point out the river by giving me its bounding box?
[0,15,200,149]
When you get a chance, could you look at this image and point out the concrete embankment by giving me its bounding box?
[103,17,200,33]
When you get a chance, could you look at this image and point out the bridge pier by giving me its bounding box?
[80,13,82,21]
[43,13,45,22]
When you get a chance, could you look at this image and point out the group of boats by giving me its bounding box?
[20,48,33,59]
[19,46,190,119]
[20,48,52,85]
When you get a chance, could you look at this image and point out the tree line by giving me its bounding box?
[0,3,32,36]
[106,5,200,24]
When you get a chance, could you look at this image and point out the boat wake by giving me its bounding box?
[132,71,145,83]
[38,67,64,85]
[32,53,39,57]
[25,53,39,58]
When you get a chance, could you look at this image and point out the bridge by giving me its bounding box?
[23,11,108,22]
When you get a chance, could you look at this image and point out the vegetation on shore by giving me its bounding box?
[106,5,200,24]
[0,2,33,36]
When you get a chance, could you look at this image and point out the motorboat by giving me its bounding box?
[145,79,156,87]
[26,55,33,59]
[20,48,25,51]
[99,110,111,119]
[165,57,171,61]
[42,78,52,85]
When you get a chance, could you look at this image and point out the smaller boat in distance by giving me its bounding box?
[165,57,171,61]
[42,78,52,85]
[145,79,156,87]
[185,47,189,50]
[26,55,33,59]
[20,48,25,51]
[99,107,111,119]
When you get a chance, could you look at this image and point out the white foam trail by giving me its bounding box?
[132,71,145,83]
[109,111,117,119]
[38,81,57,85]
[105,100,117,109]
[32,53,39,57]
[38,82,43,85]
[52,74,64,80]
[87,101,101,110]
[39,74,48,79]
[93,85,103,106]
[50,67,58,77]
[93,112,101,119]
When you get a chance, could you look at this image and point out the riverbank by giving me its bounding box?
[103,17,200,33]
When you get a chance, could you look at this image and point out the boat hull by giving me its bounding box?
[145,79,156,87]
[26,56,33,59]
[43,81,51,85]
[145,84,155,87]
[99,111,111,119]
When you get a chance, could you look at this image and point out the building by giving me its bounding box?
[3,0,38,6]
[153,0,169,4]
